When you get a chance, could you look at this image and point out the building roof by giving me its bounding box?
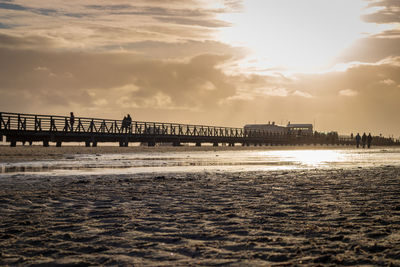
[244,124,285,129]
[287,124,313,128]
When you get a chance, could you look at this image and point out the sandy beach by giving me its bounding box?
[1,147,400,266]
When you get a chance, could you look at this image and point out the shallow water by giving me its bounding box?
[1,147,400,177]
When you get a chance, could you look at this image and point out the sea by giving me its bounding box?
[1,147,400,177]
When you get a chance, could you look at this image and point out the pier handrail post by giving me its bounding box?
[35,117,41,131]
[102,120,106,133]
[0,112,4,131]
[50,116,55,132]
[90,119,94,133]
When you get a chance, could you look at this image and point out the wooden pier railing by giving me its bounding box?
[1,112,398,147]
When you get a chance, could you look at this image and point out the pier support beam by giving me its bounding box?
[196,142,201,147]
[86,141,91,147]
[148,141,156,147]
[10,140,16,147]
[43,140,49,147]
[173,141,181,147]
[56,141,62,147]
[213,142,218,147]
[92,142,97,147]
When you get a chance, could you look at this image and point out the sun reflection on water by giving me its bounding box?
[259,149,346,168]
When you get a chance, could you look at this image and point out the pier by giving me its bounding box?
[0,112,398,147]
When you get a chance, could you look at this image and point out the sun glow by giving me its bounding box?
[218,0,387,73]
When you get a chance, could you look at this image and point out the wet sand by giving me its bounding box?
[1,166,400,265]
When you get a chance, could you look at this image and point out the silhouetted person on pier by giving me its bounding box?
[355,133,361,148]
[126,114,132,132]
[70,112,75,132]
[362,133,367,148]
[367,133,372,148]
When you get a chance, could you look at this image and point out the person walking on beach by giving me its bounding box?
[361,132,367,148]
[70,112,75,132]
[367,133,373,148]
[355,133,361,148]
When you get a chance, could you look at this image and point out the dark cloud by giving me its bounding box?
[0,2,27,11]
[102,40,245,59]
[0,22,11,29]
[154,16,230,27]
[0,2,58,17]
[85,5,133,11]
[85,5,231,28]
[0,33,56,49]
[85,5,211,18]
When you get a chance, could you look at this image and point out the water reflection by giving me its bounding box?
[1,148,399,176]
[258,150,346,167]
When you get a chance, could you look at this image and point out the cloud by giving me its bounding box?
[154,16,230,28]
[380,78,396,85]
[0,33,57,50]
[0,0,400,136]
[363,0,400,24]
[0,47,236,111]
[339,89,358,97]
[0,2,57,16]
[0,0,239,54]
[293,90,313,98]
[1,44,400,135]
[336,31,400,63]
[0,22,11,29]
[0,3,28,11]
[334,0,400,66]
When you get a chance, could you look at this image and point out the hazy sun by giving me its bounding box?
[218,0,386,73]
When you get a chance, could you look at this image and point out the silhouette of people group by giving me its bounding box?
[67,112,133,133]
[355,132,372,148]
[122,114,132,133]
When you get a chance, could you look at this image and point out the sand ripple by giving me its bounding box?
[1,167,400,265]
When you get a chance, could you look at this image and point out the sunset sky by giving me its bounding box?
[0,0,399,136]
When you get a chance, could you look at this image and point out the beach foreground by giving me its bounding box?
[1,166,400,265]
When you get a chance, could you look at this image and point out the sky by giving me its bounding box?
[0,0,399,137]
